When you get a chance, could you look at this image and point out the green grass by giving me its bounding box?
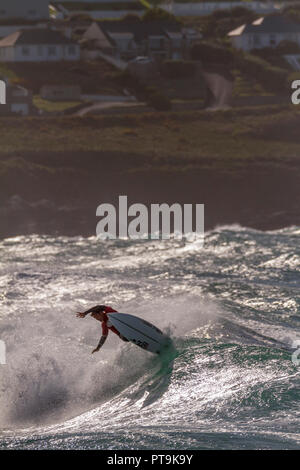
[0,64,18,83]
[139,0,151,8]
[0,106,300,163]
[33,96,83,113]
[232,70,273,97]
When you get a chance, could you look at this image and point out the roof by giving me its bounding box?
[228,14,300,37]
[0,29,77,47]
[99,20,182,45]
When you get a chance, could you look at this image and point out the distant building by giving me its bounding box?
[0,83,33,116]
[228,14,300,51]
[0,29,80,62]
[82,21,202,61]
[51,0,145,20]
[0,0,49,21]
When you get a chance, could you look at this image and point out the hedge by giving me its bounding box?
[235,52,289,93]
[191,42,235,65]
[147,91,172,111]
[161,60,197,79]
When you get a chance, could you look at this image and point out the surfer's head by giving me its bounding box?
[83,305,106,314]
[84,305,106,321]
[91,312,105,321]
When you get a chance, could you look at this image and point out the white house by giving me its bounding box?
[0,29,80,62]
[82,21,202,61]
[228,14,300,51]
[0,0,49,21]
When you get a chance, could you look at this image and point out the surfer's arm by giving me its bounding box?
[91,321,109,353]
[92,335,107,354]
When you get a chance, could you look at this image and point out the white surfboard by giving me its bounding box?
[108,313,171,354]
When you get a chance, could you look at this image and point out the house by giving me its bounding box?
[0,29,80,62]
[50,1,145,20]
[81,21,202,61]
[0,82,34,116]
[0,0,49,21]
[228,14,300,51]
[81,21,115,56]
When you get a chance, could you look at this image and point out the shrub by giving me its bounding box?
[260,65,288,92]
[191,42,235,65]
[276,40,300,55]
[67,13,91,22]
[161,60,197,79]
[116,70,145,95]
[116,70,171,109]
[122,13,141,22]
[236,52,289,92]
[202,7,257,38]
[142,7,179,23]
[287,70,300,89]
[211,9,233,20]
[230,6,254,18]
[147,91,172,111]
[283,7,300,23]
[288,71,300,82]
[251,47,291,69]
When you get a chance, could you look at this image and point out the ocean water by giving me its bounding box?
[0,226,299,450]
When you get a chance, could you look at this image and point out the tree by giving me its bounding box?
[142,7,178,23]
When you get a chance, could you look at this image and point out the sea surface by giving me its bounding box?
[0,226,299,449]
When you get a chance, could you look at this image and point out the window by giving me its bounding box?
[22,47,30,56]
[68,45,76,56]
[28,10,37,17]
[253,35,261,46]
[270,34,276,46]
[149,37,165,50]
[288,33,297,42]
[48,46,56,56]
[38,46,43,56]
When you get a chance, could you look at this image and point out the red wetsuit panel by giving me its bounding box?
[101,307,120,337]
[103,307,117,313]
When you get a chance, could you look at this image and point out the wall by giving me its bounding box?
[0,46,15,62]
[0,0,49,20]
[13,44,80,62]
[231,32,300,51]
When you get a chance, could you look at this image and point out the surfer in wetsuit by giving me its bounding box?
[76,305,129,354]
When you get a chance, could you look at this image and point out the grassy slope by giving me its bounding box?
[33,96,83,112]
[0,106,299,160]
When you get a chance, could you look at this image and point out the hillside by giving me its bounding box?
[0,60,123,94]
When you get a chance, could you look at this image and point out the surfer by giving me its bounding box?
[76,305,129,354]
